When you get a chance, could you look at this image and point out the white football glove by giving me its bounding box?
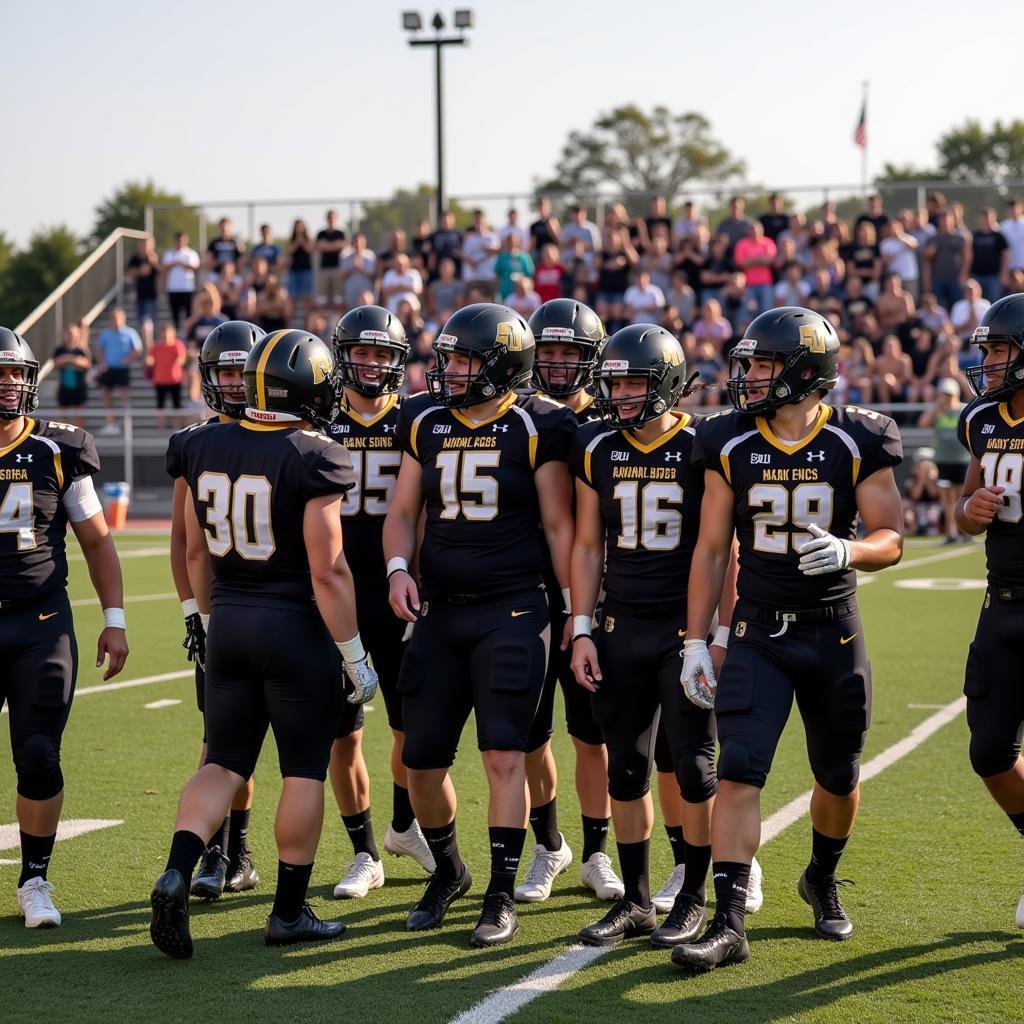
[680,639,717,710]
[344,654,379,705]
[797,523,852,576]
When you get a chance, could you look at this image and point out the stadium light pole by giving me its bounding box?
[402,10,473,224]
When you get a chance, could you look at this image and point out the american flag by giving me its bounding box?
[854,100,867,149]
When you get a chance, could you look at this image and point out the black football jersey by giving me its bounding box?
[958,397,1024,587]
[693,404,902,608]
[398,392,576,597]
[179,421,355,608]
[571,412,703,606]
[326,393,405,592]
[165,414,231,481]
[0,418,100,599]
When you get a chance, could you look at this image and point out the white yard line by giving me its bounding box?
[1,669,191,714]
[68,546,168,562]
[448,695,967,1024]
[70,591,177,608]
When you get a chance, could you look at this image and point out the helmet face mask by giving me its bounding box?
[965,297,1024,398]
[332,306,409,398]
[200,321,266,417]
[533,340,595,398]
[528,299,606,397]
[0,329,39,421]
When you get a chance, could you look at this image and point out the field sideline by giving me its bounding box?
[0,533,1019,1024]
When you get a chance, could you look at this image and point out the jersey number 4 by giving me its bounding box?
[0,482,35,550]
[979,452,1023,522]
[197,473,275,560]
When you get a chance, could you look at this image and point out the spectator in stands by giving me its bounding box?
[205,217,245,274]
[95,306,143,434]
[677,224,708,297]
[903,447,942,536]
[841,336,876,404]
[715,196,753,258]
[871,334,913,403]
[250,223,282,272]
[529,197,560,256]
[127,237,161,333]
[53,323,91,427]
[842,221,882,298]
[286,219,314,318]
[970,207,1008,302]
[397,300,425,351]
[148,324,187,431]
[1001,197,1024,280]
[184,285,228,405]
[907,326,938,403]
[922,331,971,401]
[254,275,292,332]
[950,278,990,340]
[665,271,697,326]
[923,211,971,309]
[316,209,347,308]
[759,192,790,242]
[720,273,757,335]
[879,217,920,300]
[919,378,970,543]
[161,232,200,330]
[595,228,637,330]
[774,261,811,307]
[876,274,915,333]
[214,260,244,320]
[641,232,676,297]
[427,209,463,280]
[926,192,947,228]
[240,256,271,317]
[918,291,952,334]
[623,269,665,325]
[1008,268,1024,295]
[380,253,424,315]
[494,232,534,301]
[691,298,733,350]
[642,196,672,249]
[461,210,500,291]
[340,233,378,311]
[426,257,465,320]
[699,234,733,304]
[499,209,529,250]
[560,205,600,270]
[532,244,564,305]
[733,221,777,315]
[807,268,842,317]
[842,275,873,333]
[380,230,409,273]
[673,200,706,245]
[855,194,889,236]
[690,338,727,403]
[506,276,541,319]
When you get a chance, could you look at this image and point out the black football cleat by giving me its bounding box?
[469,892,519,948]
[190,845,228,901]
[578,897,657,947]
[798,871,855,941]
[650,893,706,949]
[407,866,473,931]
[670,916,750,973]
[225,850,260,893]
[264,904,346,947]
[150,870,193,960]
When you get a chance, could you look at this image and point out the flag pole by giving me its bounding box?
[861,80,869,194]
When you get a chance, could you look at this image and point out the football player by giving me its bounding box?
[0,328,128,929]
[149,329,377,957]
[672,307,903,972]
[384,303,575,947]
[955,294,1024,928]
[326,306,434,900]
[568,325,725,948]
[515,298,623,905]
[165,320,264,901]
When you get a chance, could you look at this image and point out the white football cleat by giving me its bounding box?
[17,877,61,928]
[384,822,436,875]
[332,852,384,899]
[745,856,764,913]
[514,834,573,903]
[652,864,687,914]
[579,851,625,902]
[1016,883,1024,929]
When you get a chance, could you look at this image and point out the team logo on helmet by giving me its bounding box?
[497,321,526,352]
[310,351,333,385]
[799,323,828,353]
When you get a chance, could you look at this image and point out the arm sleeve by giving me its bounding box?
[304,440,357,500]
[165,432,184,480]
[691,418,727,479]
[69,431,101,480]
[535,407,576,467]
[860,415,904,478]
[568,429,591,484]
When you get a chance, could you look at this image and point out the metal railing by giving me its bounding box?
[16,228,151,376]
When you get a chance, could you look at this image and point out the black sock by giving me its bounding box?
[529,798,561,852]
[617,839,650,908]
[713,861,750,934]
[19,831,56,887]
[165,830,206,880]
[421,820,465,881]
[680,840,711,901]
[806,827,849,884]
[342,809,379,861]
[664,824,685,866]
[1008,810,1024,840]
[205,816,229,853]
[392,783,415,833]
[486,826,527,897]
[227,809,250,863]
[581,815,610,862]
[271,860,313,922]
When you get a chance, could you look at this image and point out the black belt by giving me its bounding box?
[737,598,858,625]
[426,586,542,607]
[991,586,1024,603]
[603,598,682,619]
[0,590,65,612]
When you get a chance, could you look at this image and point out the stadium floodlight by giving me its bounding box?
[402,11,423,31]
[454,9,474,29]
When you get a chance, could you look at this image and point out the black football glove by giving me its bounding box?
[183,612,206,669]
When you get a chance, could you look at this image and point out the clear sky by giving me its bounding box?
[3,0,1019,246]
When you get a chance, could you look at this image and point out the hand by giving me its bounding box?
[797,523,852,576]
[680,639,716,710]
[182,612,206,669]
[570,636,602,692]
[344,654,378,705]
[97,627,129,681]
[388,569,420,623]
[560,614,573,652]
[710,640,727,677]
[964,486,1005,527]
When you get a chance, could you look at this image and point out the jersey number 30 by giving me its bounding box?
[197,473,275,560]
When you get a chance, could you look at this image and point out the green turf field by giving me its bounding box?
[0,533,1019,1024]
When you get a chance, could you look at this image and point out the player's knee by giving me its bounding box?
[401,737,454,772]
[813,758,860,797]
[717,738,766,789]
[678,750,718,804]
[968,735,1020,779]
[14,734,63,800]
[607,748,651,802]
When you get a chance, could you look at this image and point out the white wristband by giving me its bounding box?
[200,613,210,632]
[572,615,592,637]
[561,588,571,613]
[103,607,126,630]
[387,556,410,579]
[337,634,367,665]
[181,598,199,618]
[712,625,731,649]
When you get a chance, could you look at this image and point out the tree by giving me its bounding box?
[536,105,745,206]
[91,179,198,249]
[935,119,1024,184]
[0,232,16,326]
[356,184,473,249]
[0,227,83,326]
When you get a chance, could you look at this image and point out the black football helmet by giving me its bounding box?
[0,328,39,420]
[966,294,1024,399]
[244,329,340,428]
[726,306,839,416]
[592,324,688,429]
[426,303,535,408]
[528,298,606,397]
[200,320,266,417]
[331,305,409,397]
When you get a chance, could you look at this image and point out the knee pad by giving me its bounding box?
[14,734,64,801]
[607,747,651,802]
[969,735,1020,779]
[813,758,861,797]
[716,738,765,789]
[678,749,719,804]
